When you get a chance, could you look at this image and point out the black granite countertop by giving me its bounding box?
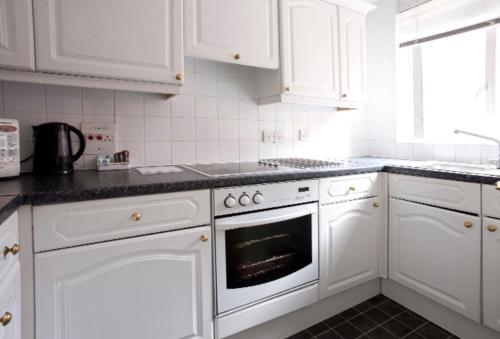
[0,195,23,225]
[0,158,500,209]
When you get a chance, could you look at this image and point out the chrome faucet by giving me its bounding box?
[454,129,500,169]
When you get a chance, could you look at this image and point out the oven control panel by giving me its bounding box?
[214,179,319,216]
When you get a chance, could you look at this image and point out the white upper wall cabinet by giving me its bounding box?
[184,0,279,69]
[0,0,35,70]
[339,7,366,103]
[33,0,183,84]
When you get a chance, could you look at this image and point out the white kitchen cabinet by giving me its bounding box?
[338,7,366,104]
[389,198,480,321]
[0,0,35,70]
[36,226,213,339]
[33,0,183,84]
[319,197,381,298]
[483,217,500,332]
[257,0,374,107]
[482,182,500,219]
[184,0,279,69]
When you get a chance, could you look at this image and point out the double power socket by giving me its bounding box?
[261,129,309,144]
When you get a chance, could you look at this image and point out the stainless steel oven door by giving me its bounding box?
[215,202,318,315]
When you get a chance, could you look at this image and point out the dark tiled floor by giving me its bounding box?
[287,295,460,339]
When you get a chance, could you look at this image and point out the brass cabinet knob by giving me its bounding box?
[175,73,182,81]
[464,221,474,228]
[131,213,142,222]
[373,202,380,208]
[487,225,498,232]
[496,182,500,190]
[349,186,356,192]
[3,244,19,258]
[200,234,209,242]
[285,86,291,92]
[234,53,241,60]
[342,94,347,98]
[0,312,12,327]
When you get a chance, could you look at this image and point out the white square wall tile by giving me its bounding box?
[258,104,276,121]
[144,93,171,117]
[116,116,144,141]
[218,98,239,119]
[238,78,256,99]
[217,62,239,78]
[171,94,195,117]
[276,104,293,122]
[396,143,414,160]
[184,57,195,72]
[180,72,195,95]
[219,119,239,141]
[115,91,144,116]
[195,96,218,118]
[238,99,258,120]
[196,141,218,163]
[218,77,239,98]
[239,120,259,141]
[5,111,46,142]
[433,144,455,162]
[46,113,82,129]
[145,141,172,166]
[196,118,218,140]
[171,118,196,141]
[145,117,171,141]
[4,82,45,113]
[45,85,82,115]
[413,143,433,161]
[172,141,196,164]
[83,88,114,115]
[218,141,239,162]
[239,141,258,161]
[194,59,217,75]
[196,74,218,97]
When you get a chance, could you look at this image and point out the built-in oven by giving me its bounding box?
[213,180,319,315]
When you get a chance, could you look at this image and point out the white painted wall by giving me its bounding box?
[0,58,369,172]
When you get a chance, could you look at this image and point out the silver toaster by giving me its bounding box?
[0,119,20,178]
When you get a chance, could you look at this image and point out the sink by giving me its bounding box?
[421,162,500,174]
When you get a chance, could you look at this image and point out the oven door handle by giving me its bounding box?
[215,209,313,231]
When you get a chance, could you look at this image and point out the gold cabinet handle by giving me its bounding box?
[3,244,19,258]
[285,86,291,92]
[234,53,241,60]
[349,186,356,192]
[342,94,347,98]
[464,221,473,228]
[131,213,142,222]
[175,73,182,81]
[487,225,498,232]
[496,182,500,190]
[373,202,380,208]
[200,234,209,242]
[0,312,12,327]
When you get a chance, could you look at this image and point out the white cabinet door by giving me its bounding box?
[339,7,366,102]
[389,198,481,321]
[36,227,213,339]
[33,0,183,84]
[483,217,500,332]
[320,197,380,299]
[280,0,341,100]
[184,0,278,69]
[0,263,21,339]
[0,0,35,70]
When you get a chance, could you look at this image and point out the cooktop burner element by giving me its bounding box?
[258,158,343,169]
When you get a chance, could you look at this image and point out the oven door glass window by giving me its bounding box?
[225,214,312,289]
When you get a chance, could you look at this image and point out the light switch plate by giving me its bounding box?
[81,122,116,155]
[299,129,309,141]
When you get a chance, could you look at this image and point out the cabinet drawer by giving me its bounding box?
[482,182,500,219]
[389,174,480,214]
[34,190,210,252]
[0,212,19,280]
[320,173,378,204]
[0,262,21,339]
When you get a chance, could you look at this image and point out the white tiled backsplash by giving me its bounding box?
[0,58,368,172]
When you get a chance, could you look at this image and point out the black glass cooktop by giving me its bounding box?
[183,162,297,177]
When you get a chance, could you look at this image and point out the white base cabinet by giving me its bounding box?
[319,197,381,299]
[389,198,480,321]
[483,217,500,332]
[35,226,213,339]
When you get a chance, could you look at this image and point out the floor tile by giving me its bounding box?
[306,322,329,336]
[364,307,391,324]
[377,300,406,317]
[403,332,425,339]
[333,322,362,339]
[348,314,378,332]
[339,307,359,320]
[415,322,452,339]
[394,311,426,330]
[367,294,388,306]
[324,314,345,328]
[287,330,310,339]
[367,326,398,339]
[315,329,342,339]
[353,301,374,313]
[382,319,413,337]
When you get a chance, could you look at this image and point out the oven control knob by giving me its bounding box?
[253,192,264,204]
[224,195,237,208]
[239,194,251,206]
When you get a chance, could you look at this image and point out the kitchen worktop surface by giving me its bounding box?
[1,157,499,208]
[0,195,22,225]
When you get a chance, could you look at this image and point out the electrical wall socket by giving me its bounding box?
[299,129,309,141]
[262,130,285,144]
[81,122,116,155]
[273,130,285,143]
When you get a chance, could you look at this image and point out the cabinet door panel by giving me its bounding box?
[320,197,380,298]
[33,0,183,83]
[389,198,480,321]
[483,217,500,332]
[0,0,35,70]
[36,227,213,339]
[281,0,340,99]
[184,0,278,69]
[339,7,366,102]
[0,263,21,339]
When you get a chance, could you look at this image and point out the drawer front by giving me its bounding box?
[0,262,21,339]
[320,173,378,204]
[34,190,210,252]
[389,174,480,214]
[0,212,19,280]
[482,183,500,219]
